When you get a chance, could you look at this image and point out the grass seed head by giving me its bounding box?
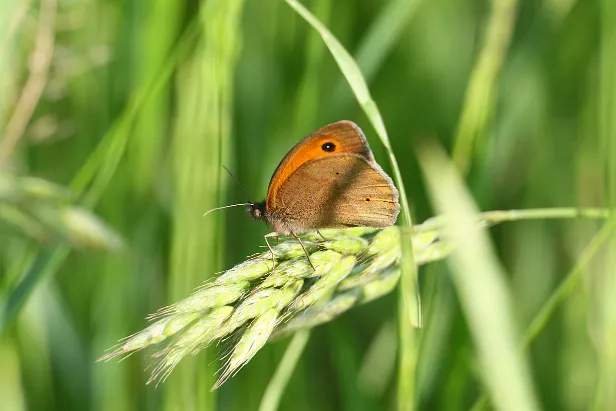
[215,258,274,283]
[269,239,317,260]
[272,290,360,340]
[258,271,296,288]
[315,227,377,239]
[101,223,461,389]
[302,250,342,277]
[415,239,456,265]
[337,246,400,291]
[148,306,234,384]
[274,257,313,278]
[171,282,250,314]
[98,312,200,361]
[411,230,439,252]
[276,279,304,309]
[213,288,282,338]
[321,236,369,255]
[177,306,234,353]
[213,308,279,389]
[290,255,356,311]
[162,312,201,334]
[232,288,280,320]
[365,226,399,256]
[359,267,401,303]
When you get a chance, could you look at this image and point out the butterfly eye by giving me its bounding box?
[321,142,336,152]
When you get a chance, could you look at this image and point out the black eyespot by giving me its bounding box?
[335,171,340,175]
[365,198,371,202]
[321,142,336,152]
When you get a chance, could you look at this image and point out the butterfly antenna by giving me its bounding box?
[223,165,252,200]
[203,203,250,217]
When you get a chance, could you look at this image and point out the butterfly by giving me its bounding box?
[246,120,399,267]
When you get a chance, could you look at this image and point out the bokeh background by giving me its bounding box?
[1,0,614,410]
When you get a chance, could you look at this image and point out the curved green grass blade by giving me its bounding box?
[283,1,419,408]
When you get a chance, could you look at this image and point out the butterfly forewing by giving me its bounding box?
[266,121,374,211]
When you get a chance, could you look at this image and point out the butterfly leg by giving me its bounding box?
[291,232,316,271]
[264,232,279,268]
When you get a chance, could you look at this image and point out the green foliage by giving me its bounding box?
[1,0,614,411]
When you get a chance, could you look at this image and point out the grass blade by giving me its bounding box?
[164,0,244,408]
[452,0,519,174]
[283,1,419,407]
[258,331,311,411]
[593,0,616,408]
[418,142,540,411]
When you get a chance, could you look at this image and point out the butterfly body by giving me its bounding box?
[247,121,399,235]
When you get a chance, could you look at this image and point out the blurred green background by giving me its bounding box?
[1,0,614,410]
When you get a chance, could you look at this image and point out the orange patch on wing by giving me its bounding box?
[266,121,373,210]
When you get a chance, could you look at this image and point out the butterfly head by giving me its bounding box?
[246,201,266,221]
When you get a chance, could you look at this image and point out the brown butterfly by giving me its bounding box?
[246,120,399,266]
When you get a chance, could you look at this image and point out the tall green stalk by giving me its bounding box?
[594,0,616,409]
[165,1,244,410]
